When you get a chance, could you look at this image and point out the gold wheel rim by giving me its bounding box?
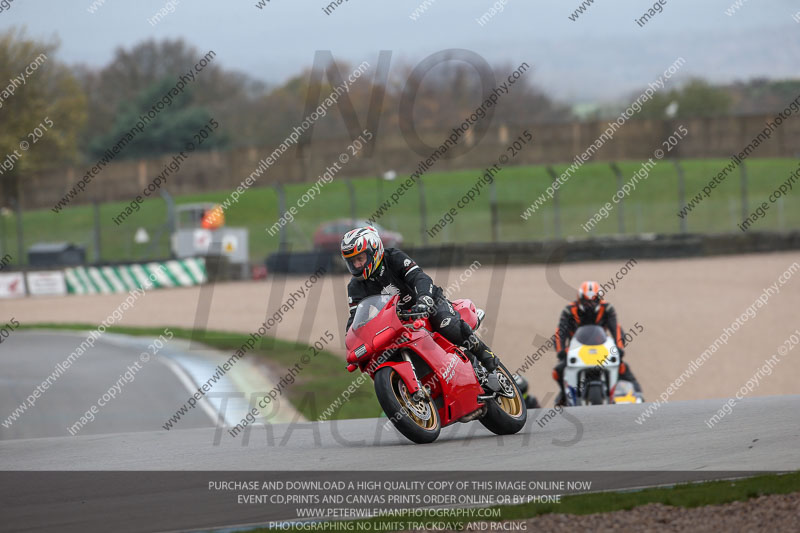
[495,367,523,418]
[392,370,438,430]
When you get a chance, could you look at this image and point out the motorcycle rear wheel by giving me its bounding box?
[479,363,528,435]
[374,367,441,444]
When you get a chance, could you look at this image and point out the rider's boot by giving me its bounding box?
[620,363,643,393]
[479,349,502,393]
[467,335,501,393]
[553,366,567,406]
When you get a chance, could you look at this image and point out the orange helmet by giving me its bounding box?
[577,280,601,311]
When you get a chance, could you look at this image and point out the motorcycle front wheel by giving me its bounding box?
[586,384,605,405]
[374,367,441,444]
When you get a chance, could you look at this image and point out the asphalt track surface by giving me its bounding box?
[1,333,799,532]
[0,330,216,441]
[0,330,303,442]
[4,395,799,471]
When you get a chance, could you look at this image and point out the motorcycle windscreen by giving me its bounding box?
[351,294,394,331]
[573,325,607,345]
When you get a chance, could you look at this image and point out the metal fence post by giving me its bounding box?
[0,207,7,256]
[276,184,287,253]
[12,196,28,293]
[376,174,382,213]
[93,201,102,263]
[674,160,687,234]
[143,191,175,260]
[740,161,748,224]
[490,176,498,242]
[418,177,428,245]
[636,203,643,233]
[728,197,737,231]
[546,166,561,239]
[609,162,625,234]
[13,197,24,266]
[346,178,357,222]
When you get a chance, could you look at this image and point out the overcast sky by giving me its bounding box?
[2,0,798,102]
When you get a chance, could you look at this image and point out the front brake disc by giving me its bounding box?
[398,381,431,420]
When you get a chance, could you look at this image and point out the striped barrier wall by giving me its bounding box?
[64,258,207,295]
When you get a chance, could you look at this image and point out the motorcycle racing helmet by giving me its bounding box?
[577,280,602,312]
[341,226,384,279]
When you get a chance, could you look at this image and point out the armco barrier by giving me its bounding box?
[64,258,207,294]
[266,231,800,273]
[401,231,800,268]
[266,251,336,275]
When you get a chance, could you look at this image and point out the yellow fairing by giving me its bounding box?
[578,345,610,366]
[614,390,638,404]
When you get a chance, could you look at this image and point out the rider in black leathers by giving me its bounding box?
[341,226,501,391]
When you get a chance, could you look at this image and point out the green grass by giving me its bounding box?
[496,471,800,518]
[2,157,799,263]
[19,323,380,421]
[247,471,800,531]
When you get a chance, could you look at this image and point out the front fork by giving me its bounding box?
[403,350,432,403]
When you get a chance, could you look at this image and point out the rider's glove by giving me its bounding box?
[557,350,567,361]
[412,295,435,316]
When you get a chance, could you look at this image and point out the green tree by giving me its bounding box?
[677,79,731,117]
[0,28,87,203]
[637,91,673,119]
[88,77,228,159]
[78,38,265,151]
[638,78,731,119]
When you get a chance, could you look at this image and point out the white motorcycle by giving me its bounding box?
[560,325,643,406]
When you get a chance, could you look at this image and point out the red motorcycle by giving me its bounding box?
[345,294,527,444]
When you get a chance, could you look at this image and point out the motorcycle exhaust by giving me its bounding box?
[478,390,515,402]
[458,405,487,423]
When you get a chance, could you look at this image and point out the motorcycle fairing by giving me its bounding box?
[451,298,479,330]
[371,328,484,426]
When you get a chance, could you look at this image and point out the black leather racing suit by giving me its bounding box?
[346,248,497,371]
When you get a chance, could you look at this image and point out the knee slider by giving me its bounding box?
[458,320,474,340]
[439,319,466,344]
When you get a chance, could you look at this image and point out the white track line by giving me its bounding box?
[153,355,223,427]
